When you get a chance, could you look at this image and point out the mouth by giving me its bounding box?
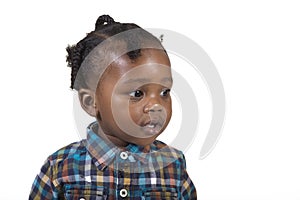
[141,120,163,136]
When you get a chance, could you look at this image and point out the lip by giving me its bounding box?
[141,120,163,136]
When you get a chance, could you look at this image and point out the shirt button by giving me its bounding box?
[120,188,128,198]
[120,152,128,160]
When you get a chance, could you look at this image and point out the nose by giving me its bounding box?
[145,103,163,113]
[144,102,164,113]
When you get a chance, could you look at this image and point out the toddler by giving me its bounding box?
[29,14,197,200]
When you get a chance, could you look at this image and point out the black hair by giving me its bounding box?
[66,15,164,90]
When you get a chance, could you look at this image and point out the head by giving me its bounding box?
[67,15,172,147]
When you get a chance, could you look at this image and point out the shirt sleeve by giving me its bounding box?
[29,158,58,200]
[180,154,197,199]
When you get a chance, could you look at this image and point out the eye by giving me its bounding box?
[129,90,144,99]
[160,89,171,97]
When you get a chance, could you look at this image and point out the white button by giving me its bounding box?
[120,188,128,198]
[120,152,128,160]
[79,198,85,200]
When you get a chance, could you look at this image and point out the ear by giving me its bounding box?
[78,88,97,117]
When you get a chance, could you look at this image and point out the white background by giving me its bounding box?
[0,0,299,199]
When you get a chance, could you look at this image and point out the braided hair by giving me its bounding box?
[66,15,164,90]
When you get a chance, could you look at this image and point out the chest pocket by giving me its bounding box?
[64,184,107,200]
[143,187,178,200]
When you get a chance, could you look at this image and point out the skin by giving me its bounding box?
[80,49,173,147]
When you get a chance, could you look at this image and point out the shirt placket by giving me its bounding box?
[115,150,137,199]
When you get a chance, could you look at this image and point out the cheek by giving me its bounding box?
[166,101,172,119]
[129,104,144,123]
[96,94,111,116]
[161,98,172,123]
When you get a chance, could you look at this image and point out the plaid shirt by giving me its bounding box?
[29,122,197,199]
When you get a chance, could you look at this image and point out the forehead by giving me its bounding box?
[119,64,173,88]
[101,49,172,86]
[114,48,170,70]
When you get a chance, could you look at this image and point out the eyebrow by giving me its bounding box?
[124,77,173,84]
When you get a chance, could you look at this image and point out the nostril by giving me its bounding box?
[149,108,162,112]
[146,104,163,113]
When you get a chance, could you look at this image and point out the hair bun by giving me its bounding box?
[95,15,115,30]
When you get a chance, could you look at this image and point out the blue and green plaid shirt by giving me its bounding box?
[29,122,197,199]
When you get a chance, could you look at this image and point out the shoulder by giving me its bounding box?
[47,140,87,166]
[152,140,186,164]
[153,140,184,155]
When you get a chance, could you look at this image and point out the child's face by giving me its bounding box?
[95,49,172,147]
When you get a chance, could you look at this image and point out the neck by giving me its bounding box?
[104,133,129,147]
[95,126,128,147]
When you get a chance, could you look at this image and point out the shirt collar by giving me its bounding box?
[86,121,119,170]
[86,122,151,166]
[86,121,180,169]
